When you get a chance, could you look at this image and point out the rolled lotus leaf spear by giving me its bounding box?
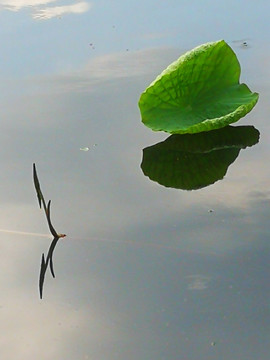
[33,163,46,210]
[33,163,66,299]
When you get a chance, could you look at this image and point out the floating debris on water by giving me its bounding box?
[80,144,97,151]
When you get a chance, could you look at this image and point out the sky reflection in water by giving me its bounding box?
[0,0,91,19]
[0,1,269,359]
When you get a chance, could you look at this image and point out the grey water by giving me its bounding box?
[0,1,269,359]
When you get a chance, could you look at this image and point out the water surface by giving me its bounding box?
[0,1,269,359]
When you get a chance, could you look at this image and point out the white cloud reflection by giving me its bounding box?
[0,0,91,19]
[33,1,91,20]
[0,0,56,10]
[42,47,183,93]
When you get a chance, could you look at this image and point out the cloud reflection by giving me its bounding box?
[0,0,91,19]
[0,0,55,10]
[41,48,182,93]
[33,1,91,20]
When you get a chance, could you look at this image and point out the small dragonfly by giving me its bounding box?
[33,164,66,299]
[231,38,251,49]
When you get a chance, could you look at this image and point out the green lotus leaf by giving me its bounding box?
[139,40,259,134]
[141,125,260,190]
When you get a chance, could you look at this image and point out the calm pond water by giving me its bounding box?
[0,1,269,359]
